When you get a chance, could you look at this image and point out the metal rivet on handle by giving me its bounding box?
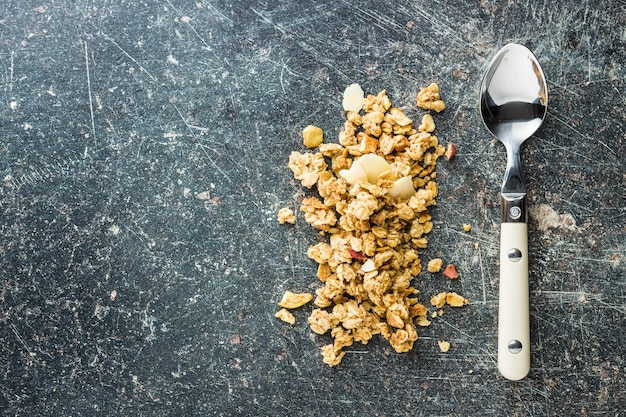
[508,340,523,354]
[508,248,523,262]
[509,206,522,219]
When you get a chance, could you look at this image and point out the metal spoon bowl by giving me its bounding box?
[481,43,547,200]
[479,43,548,381]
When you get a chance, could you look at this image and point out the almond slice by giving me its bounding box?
[342,83,364,112]
[388,176,416,200]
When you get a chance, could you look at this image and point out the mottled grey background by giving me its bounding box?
[0,1,624,416]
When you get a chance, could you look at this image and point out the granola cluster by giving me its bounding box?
[284,88,453,366]
[280,84,469,366]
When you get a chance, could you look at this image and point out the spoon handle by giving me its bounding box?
[498,222,530,380]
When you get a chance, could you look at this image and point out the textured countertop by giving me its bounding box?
[1,1,624,416]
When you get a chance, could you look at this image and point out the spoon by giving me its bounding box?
[479,43,548,381]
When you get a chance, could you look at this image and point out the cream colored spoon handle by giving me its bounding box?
[498,222,530,381]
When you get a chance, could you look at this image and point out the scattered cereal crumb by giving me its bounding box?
[438,340,451,353]
[321,344,346,367]
[416,83,445,112]
[275,308,296,325]
[278,291,313,309]
[342,83,365,112]
[308,308,338,334]
[431,291,469,308]
[431,292,447,308]
[416,314,431,327]
[442,264,459,279]
[473,242,480,250]
[463,223,472,232]
[427,258,443,273]
[446,292,469,307]
[431,311,437,318]
[277,207,296,224]
[418,114,436,133]
[302,125,324,148]
[288,151,327,189]
[445,143,456,160]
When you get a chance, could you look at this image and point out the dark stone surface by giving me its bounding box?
[0,1,624,415]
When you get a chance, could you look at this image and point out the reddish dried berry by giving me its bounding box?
[445,143,456,160]
[443,264,459,279]
[348,249,367,260]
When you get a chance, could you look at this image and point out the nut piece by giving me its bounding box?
[302,125,324,148]
[278,291,313,309]
[342,83,365,112]
[361,258,377,272]
[277,207,296,224]
[416,83,446,112]
[438,340,451,353]
[275,308,296,325]
[427,258,443,273]
[442,264,459,279]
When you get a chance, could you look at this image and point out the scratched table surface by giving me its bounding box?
[1,1,624,416]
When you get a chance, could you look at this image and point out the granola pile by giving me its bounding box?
[280,84,466,366]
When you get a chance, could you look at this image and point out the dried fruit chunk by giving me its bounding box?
[275,308,296,325]
[427,258,443,273]
[445,143,456,160]
[278,291,313,309]
[302,125,324,148]
[443,264,459,279]
[277,207,296,224]
[438,340,451,353]
[416,83,446,112]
